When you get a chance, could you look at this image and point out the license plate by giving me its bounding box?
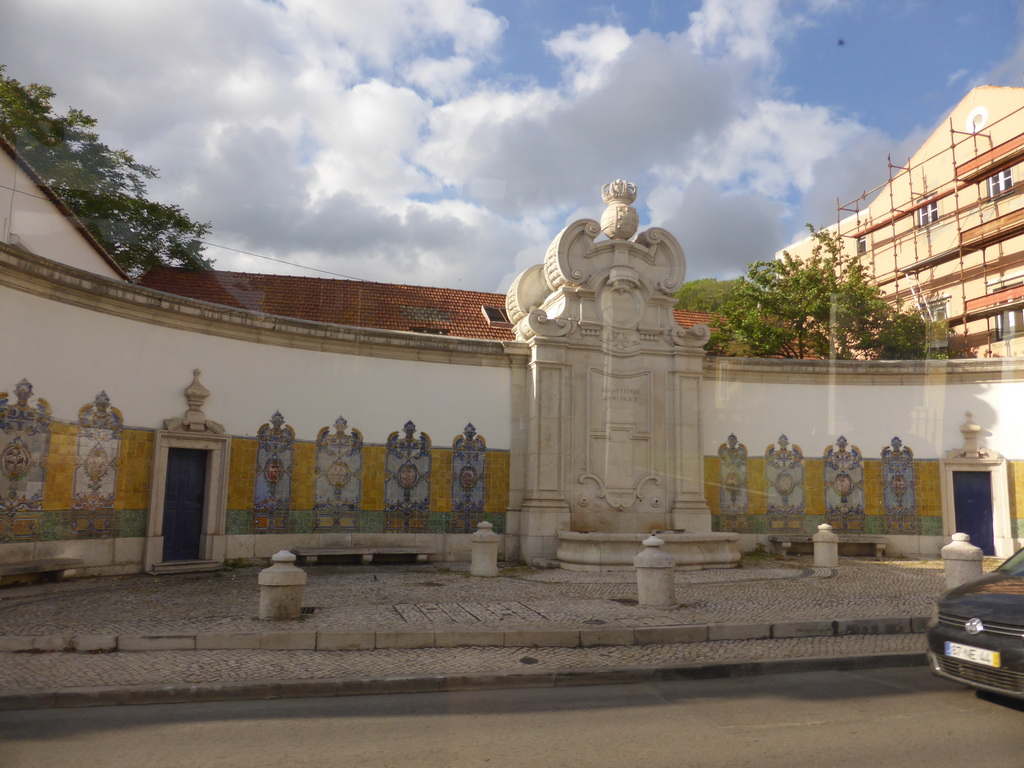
[945,641,1001,668]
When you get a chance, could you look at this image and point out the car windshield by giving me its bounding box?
[997,548,1024,577]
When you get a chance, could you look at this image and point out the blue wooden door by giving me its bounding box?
[162,448,207,561]
[952,471,995,556]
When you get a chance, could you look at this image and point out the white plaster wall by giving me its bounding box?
[0,151,124,281]
[702,371,1024,460]
[1,286,512,447]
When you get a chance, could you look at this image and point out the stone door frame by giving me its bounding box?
[143,430,231,571]
[939,456,1012,558]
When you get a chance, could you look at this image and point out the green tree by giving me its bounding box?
[0,66,211,276]
[713,226,928,360]
[675,277,741,313]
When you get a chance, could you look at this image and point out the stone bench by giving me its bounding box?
[290,547,435,566]
[768,535,887,559]
[0,557,85,586]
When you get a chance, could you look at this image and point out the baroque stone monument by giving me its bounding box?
[506,180,738,570]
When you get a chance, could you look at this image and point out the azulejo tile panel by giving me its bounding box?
[718,434,749,531]
[765,435,804,531]
[881,436,919,534]
[253,411,295,533]
[313,416,364,532]
[384,421,431,533]
[70,392,123,538]
[823,436,865,532]
[450,423,486,533]
[0,379,51,543]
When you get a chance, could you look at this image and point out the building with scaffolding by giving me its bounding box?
[782,86,1024,357]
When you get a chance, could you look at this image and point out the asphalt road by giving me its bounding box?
[1,668,1020,768]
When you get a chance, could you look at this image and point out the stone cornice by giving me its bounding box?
[704,355,1024,384]
[0,245,527,368]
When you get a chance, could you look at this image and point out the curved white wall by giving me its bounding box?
[1,285,513,447]
[702,361,1024,460]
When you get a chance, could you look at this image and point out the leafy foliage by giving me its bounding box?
[708,227,928,360]
[674,277,741,313]
[0,66,211,276]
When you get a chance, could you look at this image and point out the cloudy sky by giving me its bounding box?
[3,0,1023,292]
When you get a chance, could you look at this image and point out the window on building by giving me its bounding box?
[923,297,949,348]
[995,308,1024,341]
[916,199,939,228]
[987,168,1013,198]
[856,236,867,255]
[481,305,511,325]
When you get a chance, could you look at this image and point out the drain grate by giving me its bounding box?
[300,606,317,615]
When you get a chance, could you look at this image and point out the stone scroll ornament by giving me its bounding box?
[504,180,709,349]
[71,391,124,537]
[384,421,432,533]
[253,411,295,532]
[0,379,51,543]
[313,416,364,531]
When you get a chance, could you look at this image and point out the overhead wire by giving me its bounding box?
[198,240,368,281]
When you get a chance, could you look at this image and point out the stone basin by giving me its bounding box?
[556,530,741,572]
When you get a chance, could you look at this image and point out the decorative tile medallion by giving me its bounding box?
[451,423,486,533]
[384,420,431,533]
[823,436,865,532]
[0,379,51,542]
[766,435,804,531]
[718,434,748,531]
[71,392,123,537]
[313,416,363,531]
[253,411,295,532]
[881,436,919,534]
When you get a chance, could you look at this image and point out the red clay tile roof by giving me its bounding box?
[138,267,712,341]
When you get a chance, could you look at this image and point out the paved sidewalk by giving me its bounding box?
[0,557,949,710]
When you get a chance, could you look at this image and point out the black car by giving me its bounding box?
[927,547,1024,699]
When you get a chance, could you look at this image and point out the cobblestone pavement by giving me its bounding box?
[0,558,946,635]
[0,556,953,705]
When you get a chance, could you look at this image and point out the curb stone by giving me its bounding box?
[0,616,932,655]
[0,652,929,712]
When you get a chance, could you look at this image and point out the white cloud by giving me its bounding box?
[9,0,990,296]
[682,100,866,197]
[403,56,477,100]
[546,24,632,94]
[688,0,841,64]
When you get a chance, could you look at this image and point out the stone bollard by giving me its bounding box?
[941,532,984,589]
[813,523,839,568]
[258,550,308,620]
[470,520,500,577]
[634,535,677,608]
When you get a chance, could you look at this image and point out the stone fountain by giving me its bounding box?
[505,180,739,570]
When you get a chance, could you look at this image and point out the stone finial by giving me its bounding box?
[185,370,211,423]
[164,369,225,434]
[600,179,639,240]
[959,412,984,457]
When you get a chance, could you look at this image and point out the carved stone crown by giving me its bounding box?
[600,179,639,240]
[601,179,637,206]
